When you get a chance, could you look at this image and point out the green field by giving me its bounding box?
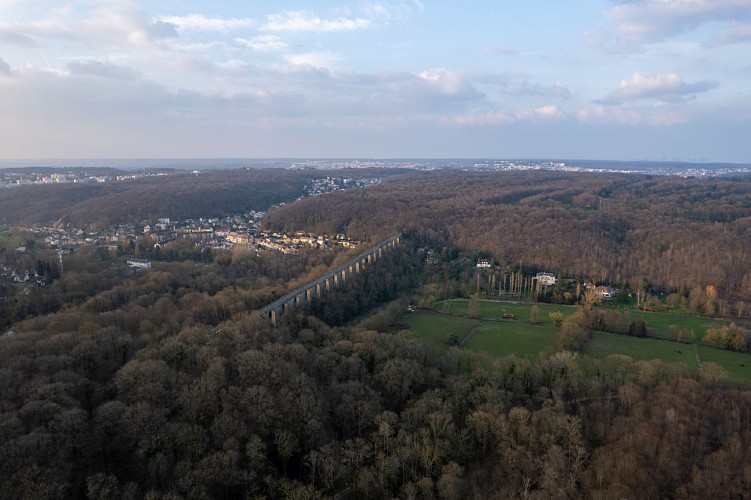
[584,331,698,367]
[697,346,751,387]
[463,321,558,358]
[435,299,726,342]
[398,311,479,349]
[403,306,751,388]
[627,310,725,342]
[0,225,14,244]
[434,299,574,324]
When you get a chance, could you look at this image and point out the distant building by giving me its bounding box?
[596,286,617,298]
[476,259,492,269]
[536,272,556,286]
[127,258,152,270]
[226,232,252,245]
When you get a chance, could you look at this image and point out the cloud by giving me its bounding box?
[285,51,341,68]
[603,0,751,44]
[157,14,255,32]
[484,46,520,56]
[453,110,514,126]
[710,23,751,45]
[0,57,11,76]
[361,1,426,23]
[262,11,371,32]
[598,72,719,104]
[577,104,687,126]
[235,35,286,51]
[1,3,177,50]
[452,105,563,126]
[485,78,570,98]
[0,29,39,47]
[577,105,645,125]
[147,20,178,39]
[417,68,488,101]
[67,60,140,81]
[515,104,563,121]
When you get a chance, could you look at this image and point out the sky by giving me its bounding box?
[0,1,749,162]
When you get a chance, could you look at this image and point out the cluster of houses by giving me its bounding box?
[473,260,621,298]
[302,176,381,197]
[1,264,47,286]
[12,210,365,274]
[0,169,169,189]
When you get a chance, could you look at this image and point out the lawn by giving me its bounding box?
[434,299,575,324]
[583,331,698,367]
[435,299,726,342]
[399,311,480,349]
[404,303,751,387]
[0,225,15,244]
[697,346,751,388]
[463,321,558,358]
[626,310,725,342]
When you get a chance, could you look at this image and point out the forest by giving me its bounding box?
[0,168,404,227]
[264,171,751,300]
[2,233,751,498]
[2,170,751,498]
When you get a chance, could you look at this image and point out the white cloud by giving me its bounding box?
[0,57,11,76]
[577,104,687,126]
[0,3,176,50]
[262,11,371,32]
[418,68,465,94]
[604,0,751,44]
[485,78,570,98]
[235,35,286,51]
[599,72,719,104]
[418,68,489,100]
[285,51,341,68]
[577,105,644,125]
[452,105,563,126]
[157,14,255,32]
[711,22,751,45]
[67,59,140,81]
[453,110,514,126]
[361,1,426,23]
[516,104,563,121]
[0,29,39,47]
[484,46,520,56]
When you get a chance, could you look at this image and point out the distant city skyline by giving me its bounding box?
[0,1,749,161]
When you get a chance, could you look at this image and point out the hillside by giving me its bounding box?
[264,171,751,298]
[0,168,405,227]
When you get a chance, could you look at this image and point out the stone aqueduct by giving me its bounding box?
[259,233,402,326]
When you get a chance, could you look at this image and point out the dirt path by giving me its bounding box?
[693,344,701,366]
[459,320,485,347]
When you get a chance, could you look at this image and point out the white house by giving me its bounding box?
[476,259,492,269]
[127,258,152,270]
[536,272,556,286]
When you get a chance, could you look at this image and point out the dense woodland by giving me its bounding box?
[264,171,751,300]
[2,235,751,498]
[0,168,403,227]
[3,171,751,498]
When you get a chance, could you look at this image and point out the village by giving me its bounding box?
[0,168,170,188]
[2,210,365,286]
[0,174,384,291]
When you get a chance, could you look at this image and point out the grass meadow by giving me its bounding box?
[400,300,751,388]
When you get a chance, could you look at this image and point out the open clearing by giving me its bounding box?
[584,331,698,367]
[697,346,751,387]
[435,299,726,342]
[397,311,479,349]
[463,321,557,358]
[403,302,751,388]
